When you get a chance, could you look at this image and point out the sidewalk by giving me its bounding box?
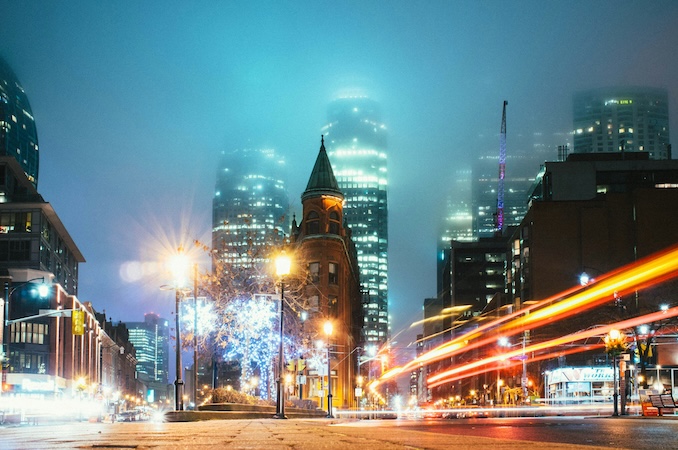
[0,418,617,450]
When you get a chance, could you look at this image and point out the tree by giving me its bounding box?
[188,223,313,399]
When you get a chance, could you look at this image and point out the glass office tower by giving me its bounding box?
[322,97,389,346]
[573,87,671,160]
[212,148,289,267]
[0,56,40,187]
[126,313,170,384]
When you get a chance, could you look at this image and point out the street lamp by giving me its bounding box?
[192,263,198,409]
[324,320,334,418]
[496,337,510,405]
[274,251,291,419]
[1,276,51,393]
[165,249,190,411]
[604,329,628,417]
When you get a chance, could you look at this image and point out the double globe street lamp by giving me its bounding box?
[604,329,628,417]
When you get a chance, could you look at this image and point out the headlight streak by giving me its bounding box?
[427,345,605,389]
[374,244,678,390]
[427,306,678,387]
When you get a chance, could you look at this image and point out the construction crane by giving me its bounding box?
[495,101,507,235]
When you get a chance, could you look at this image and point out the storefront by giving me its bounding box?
[544,367,613,403]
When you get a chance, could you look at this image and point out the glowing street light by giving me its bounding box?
[162,247,190,412]
[1,276,51,395]
[579,272,593,286]
[604,329,628,417]
[324,320,334,418]
[274,251,291,419]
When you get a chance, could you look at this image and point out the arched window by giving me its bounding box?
[329,211,340,235]
[306,211,320,235]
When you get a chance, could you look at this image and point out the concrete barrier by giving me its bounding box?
[165,404,327,422]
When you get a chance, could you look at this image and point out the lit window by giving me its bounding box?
[329,262,338,284]
[309,262,320,282]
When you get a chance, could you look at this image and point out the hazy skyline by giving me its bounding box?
[1,1,677,356]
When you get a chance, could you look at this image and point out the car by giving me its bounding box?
[116,411,140,422]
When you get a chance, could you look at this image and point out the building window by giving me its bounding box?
[0,240,31,261]
[329,262,338,284]
[329,211,340,235]
[309,295,319,312]
[309,262,320,282]
[10,322,48,344]
[329,296,338,317]
[306,211,320,235]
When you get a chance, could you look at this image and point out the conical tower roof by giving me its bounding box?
[302,136,344,202]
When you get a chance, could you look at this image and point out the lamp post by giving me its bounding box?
[604,329,627,417]
[174,288,184,411]
[165,249,190,412]
[274,252,291,419]
[324,320,334,418]
[1,277,50,396]
[496,336,510,405]
[193,263,198,409]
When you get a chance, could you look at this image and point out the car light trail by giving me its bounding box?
[378,244,678,388]
[428,306,678,387]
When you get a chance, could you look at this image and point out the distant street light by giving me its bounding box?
[579,272,592,286]
[274,251,291,419]
[324,320,334,418]
[604,329,628,417]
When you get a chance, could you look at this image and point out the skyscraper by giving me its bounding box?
[126,313,170,385]
[0,56,40,187]
[322,97,389,346]
[212,148,289,266]
[441,131,563,241]
[471,152,541,238]
[573,87,671,160]
[0,59,82,295]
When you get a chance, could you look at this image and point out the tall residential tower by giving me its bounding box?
[322,97,389,346]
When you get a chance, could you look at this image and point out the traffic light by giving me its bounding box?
[286,358,307,372]
[72,310,85,335]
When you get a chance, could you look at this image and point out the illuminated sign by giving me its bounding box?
[604,99,633,106]
[547,367,613,384]
[21,378,55,392]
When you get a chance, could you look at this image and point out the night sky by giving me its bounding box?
[1,1,677,357]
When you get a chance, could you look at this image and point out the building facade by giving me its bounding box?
[290,137,362,410]
[0,56,39,188]
[0,157,82,296]
[3,270,140,412]
[322,97,389,347]
[512,152,678,308]
[573,87,671,160]
[212,147,289,267]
